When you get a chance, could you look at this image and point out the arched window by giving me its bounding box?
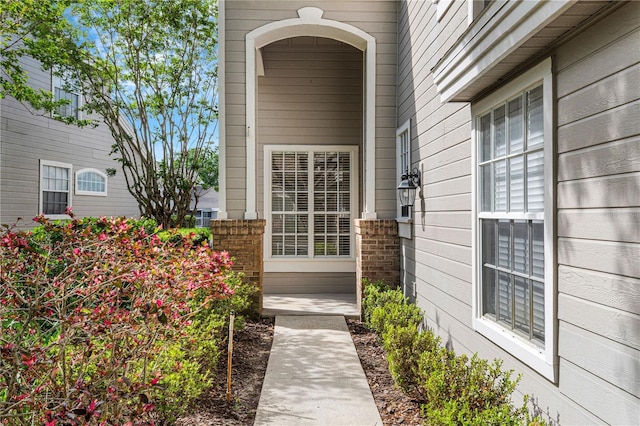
[75,168,107,196]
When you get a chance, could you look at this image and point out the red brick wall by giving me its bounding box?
[210,219,266,312]
[355,219,399,312]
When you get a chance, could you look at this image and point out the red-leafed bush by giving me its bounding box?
[0,211,242,425]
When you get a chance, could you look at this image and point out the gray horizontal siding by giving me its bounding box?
[399,0,640,424]
[256,37,363,215]
[224,0,397,219]
[264,272,356,294]
[1,57,139,227]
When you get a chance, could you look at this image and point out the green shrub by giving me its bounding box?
[383,325,440,401]
[420,352,528,425]
[0,213,235,424]
[371,299,423,337]
[360,277,543,426]
[363,282,418,335]
[158,227,211,247]
[170,214,196,228]
[149,340,215,423]
[361,279,391,325]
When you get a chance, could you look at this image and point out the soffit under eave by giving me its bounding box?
[431,0,615,103]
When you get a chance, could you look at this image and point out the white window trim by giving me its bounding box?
[52,73,82,120]
[467,0,489,25]
[432,0,454,22]
[263,145,359,273]
[75,168,108,196]
[40,160,73,219]
[471,58,556,382]
[396,119,414,239]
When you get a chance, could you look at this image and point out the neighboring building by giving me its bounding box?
[0,56,140,227]
[191,185,219,228]
[218,0,638,423]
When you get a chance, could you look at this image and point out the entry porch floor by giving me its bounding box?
[262,293,359,318]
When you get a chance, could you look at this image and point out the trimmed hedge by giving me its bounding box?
[361,279,545,426]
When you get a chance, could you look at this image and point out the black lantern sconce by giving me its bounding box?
[397,168,421,208]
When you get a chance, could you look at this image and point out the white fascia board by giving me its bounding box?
[432,0,575,102]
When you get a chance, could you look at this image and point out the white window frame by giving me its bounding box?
[194,208,218,228]
[40,160,73,219]
[52,74,82,120]
[468,0,491,24]
[396,119,413,239]
[471,58,556,381]
[432,0,454,22]
[263,145,359,273]
[433,0,488,24]
[75,168,108,196]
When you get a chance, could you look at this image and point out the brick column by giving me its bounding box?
[210,219,266,313]
[355,219,399,314]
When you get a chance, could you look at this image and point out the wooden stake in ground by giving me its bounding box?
[226,313,235,403]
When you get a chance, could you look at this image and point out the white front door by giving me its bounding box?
[264,145,358,274]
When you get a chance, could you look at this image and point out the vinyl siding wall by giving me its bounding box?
[399,1,639,424]
[0,56,139,227]
[256,37,363,215]
[223,0,397,219]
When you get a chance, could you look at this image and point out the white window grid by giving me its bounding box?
[266,147,357,261]
[396,119,411,218]
[40,160,73,218]
[75,169,108,196]
[471,58,555,381]
[52,74,81,120]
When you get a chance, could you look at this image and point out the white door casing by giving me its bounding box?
[264,145,359,273]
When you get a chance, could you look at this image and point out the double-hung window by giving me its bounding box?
[472,59,556,381]
[40,160,72,218]
[53,75,80,119]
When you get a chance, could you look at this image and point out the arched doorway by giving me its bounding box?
[244,8,377,297]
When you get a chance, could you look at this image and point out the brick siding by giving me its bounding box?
[210,219,266,312]
[355,219,400,312]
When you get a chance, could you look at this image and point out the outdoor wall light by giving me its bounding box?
[397,168,421,208]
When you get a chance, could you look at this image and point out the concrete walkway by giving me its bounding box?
[254,315,383,426]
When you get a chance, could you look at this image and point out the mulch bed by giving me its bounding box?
[175,317,423,425]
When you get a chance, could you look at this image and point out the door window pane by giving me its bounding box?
[271,150,352,258]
